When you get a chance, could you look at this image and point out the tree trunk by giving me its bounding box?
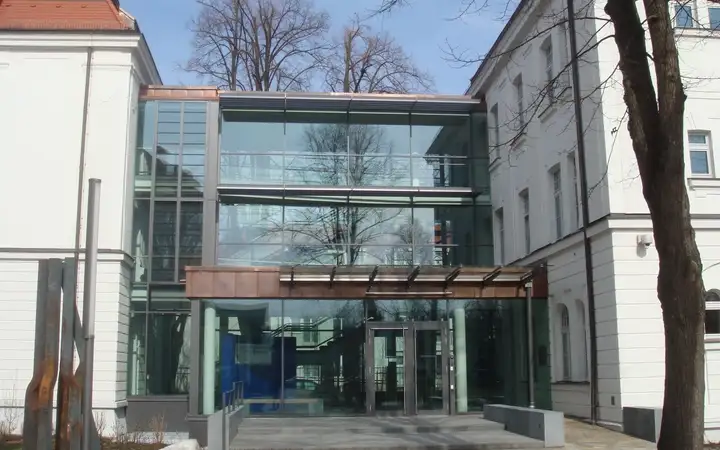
[604,1,706,448]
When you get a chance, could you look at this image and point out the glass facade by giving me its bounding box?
[128,95,550,417]
[129,100,207,396]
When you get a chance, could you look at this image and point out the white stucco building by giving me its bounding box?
[468,0,720,439]
[0,0,161,431]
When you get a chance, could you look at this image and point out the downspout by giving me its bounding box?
[566,0,599,424]
[72,48,94,276]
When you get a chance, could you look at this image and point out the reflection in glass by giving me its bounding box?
[132,200,150,283]
[448,299,551,412]
[219,110,478,188]
[372,329,405,412]
[415,328,443,411]
[151,201,177,282]
[217,204,484,267]
[179,202,203,279]
[282,300,366,415]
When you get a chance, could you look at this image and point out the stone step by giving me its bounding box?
[230,429,545,450]
[242,417,505,435]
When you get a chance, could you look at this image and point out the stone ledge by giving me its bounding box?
[484,404,565,448]
[622,406,662,443]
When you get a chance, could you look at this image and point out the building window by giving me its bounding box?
[550,166,563,239]
[495,208,505,264]
[706,289,720,334]
[559,304,571,381]
[490,103,500,157]
[688,131,712,175]
[568,153,580,230]
[514,75,524,130]
[710,7,720,29]
[519,190,531,254]
[541,38,554,103]
[675,2,694,28]
[576,299,589,381]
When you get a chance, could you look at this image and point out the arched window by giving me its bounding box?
[576,299,589,381]
[706,289,720,334]
[560,304,571,381]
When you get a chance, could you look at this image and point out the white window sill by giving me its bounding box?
[688,177,720,190]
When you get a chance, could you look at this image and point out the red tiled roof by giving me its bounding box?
[0,0,132,31]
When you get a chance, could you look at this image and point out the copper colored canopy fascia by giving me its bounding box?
[185,265,539,300]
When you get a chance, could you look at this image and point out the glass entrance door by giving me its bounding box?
[365,321,450,415]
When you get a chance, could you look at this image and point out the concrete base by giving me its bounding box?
[484,404,565,448]
[622,407,662,443]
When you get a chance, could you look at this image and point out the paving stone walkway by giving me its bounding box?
[563,419,656,449]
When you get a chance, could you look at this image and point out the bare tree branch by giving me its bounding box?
[323,15,434,93]
[184,0,330,91]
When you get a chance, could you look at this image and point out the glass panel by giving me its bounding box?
[128,303,147,396]
[179,202,203,279]
[212,299,284,414]
[286,112,348,186]
[690,150,709,174]
[411,115,471,188]
[135,101,156,179]
[132,199,151,283]
[414,206,475,266]
[448,299,551,411]
[220,110,285,184]
[368,300,444,322]
[372,329,405,412]
[675,5,693,28]
[415,328,443,411]
[711,8,720,29]
[217,204,284,265]
[152,201,177,282]
[348,113,411,187]
[146,311,192,395]
[281,299,366,415]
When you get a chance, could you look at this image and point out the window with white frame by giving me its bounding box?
[520,190,531,254]
[559,304,571,381]
[550,166,563,239]
[568,152,580,230]
[576,299,589,381]
[514,75,524,130]
[495,208,505,264]
[541,37,554,103]
[674,1,694,28]
[490,103,500,157]
[688,131,712,176]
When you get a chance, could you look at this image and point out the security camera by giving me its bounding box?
[637,234,653,248]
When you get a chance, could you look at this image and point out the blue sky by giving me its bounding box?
[121,0,505,94]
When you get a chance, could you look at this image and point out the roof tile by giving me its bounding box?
[0,0,132,31]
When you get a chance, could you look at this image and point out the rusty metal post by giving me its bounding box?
[56,258,82,450]
[23,259,63,450]
[82,178,101,450]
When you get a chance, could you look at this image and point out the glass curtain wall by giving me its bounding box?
[217,204,493,267]
[219,110,485,190]
[128,100,208,396]
[200,298,550,415]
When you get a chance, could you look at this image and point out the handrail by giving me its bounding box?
[220,381,244,450]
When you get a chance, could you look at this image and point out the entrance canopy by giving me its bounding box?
[185,265,544,299]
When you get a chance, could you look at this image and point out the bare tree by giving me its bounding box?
[375,0,712,447]
[185,0,330,90]
[323,16,434,93]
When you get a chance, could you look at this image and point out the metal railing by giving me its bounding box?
[221,381,244,450]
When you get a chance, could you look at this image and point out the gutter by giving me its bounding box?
[566,0,599,424]
[72,48,94,280]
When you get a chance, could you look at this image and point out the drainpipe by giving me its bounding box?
[566,0,599,424]
[73,47,95,276]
